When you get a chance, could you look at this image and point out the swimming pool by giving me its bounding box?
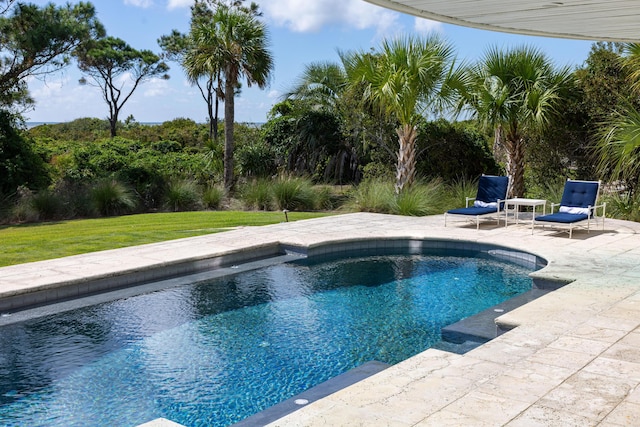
[0,249,536,427]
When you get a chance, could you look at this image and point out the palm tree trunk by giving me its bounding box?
[505,135,526,197]
[214,71,222,143]
[395,124,418,194]
[207,90,214,141]
[223,74,235,194]
[493,125,507,164]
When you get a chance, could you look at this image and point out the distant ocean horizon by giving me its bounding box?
[25,122,59,129]
[25,121,163,129]
[25,121,264,129]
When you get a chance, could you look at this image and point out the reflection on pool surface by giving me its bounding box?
[0,253,534,427]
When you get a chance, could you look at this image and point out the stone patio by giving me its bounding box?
[2,212,640,426]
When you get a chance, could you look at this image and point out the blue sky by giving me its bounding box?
[26,0,596,124]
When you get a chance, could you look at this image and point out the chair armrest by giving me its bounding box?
[590,202,607,217]
[465,196,476,208]
[550,202,561,213]
[496,198,505,212]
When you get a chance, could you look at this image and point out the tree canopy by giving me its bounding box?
[459,45,574,197]
[159,2,221,141]
[344,34,460,193]
[75,36,169,137]
[0,1,104,112]
[185,3,273,193]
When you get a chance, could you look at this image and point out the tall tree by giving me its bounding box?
[0,1,104,112]
[285,59,399,182]
[159,2,221,141]
[186,4,273,193]
[0,0,15,16]
[460,46,574,197]
[75,36,169,137]
[575,43,630,132]
[595,43,640,195]
[343,34,460,193]
[281,62,364,183]
[286,61,348,110]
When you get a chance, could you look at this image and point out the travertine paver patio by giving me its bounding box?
[2,212,640,426]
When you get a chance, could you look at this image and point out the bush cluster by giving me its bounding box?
[0,117,511,224]
[347,178,478,216]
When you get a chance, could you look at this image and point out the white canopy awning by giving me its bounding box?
[364,0,640,42]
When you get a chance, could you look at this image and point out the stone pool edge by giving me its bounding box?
[0,235,548,313]
[3,212,640,426]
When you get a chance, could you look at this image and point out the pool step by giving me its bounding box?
[440,288,551,347]
[233,361,390,426]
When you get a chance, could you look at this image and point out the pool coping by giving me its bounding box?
[0,236,546,313]
[233,361,391,427]
[2,212,640,426]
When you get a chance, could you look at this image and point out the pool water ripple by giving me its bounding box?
[0,253,534,427]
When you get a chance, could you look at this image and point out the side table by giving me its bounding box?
[504,198,546,226]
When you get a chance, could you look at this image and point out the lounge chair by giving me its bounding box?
[532,179,606,238]
[444,175,509,229]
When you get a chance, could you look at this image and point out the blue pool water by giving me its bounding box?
[0,253,534,427]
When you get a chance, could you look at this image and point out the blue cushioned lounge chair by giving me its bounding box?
[532,179,606,238]
[444,175,509,229]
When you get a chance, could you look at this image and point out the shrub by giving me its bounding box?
[444,177,479,210]
[347,179,448,216]
[240,179,273,210]
[165,179,202,212]
[361,162,394,182]
[151,140,182,153]
[203,185,224,209]
[0,112,50,195]
[10,187,38,222]
[115,164,165,211]
[30,190,64,221]
[416,120,499,181]
[91,179,137,216]
[525,178,566,203]
[601,190,640,221]
[313,186,334,210]
[272,176,316,211]
[347,179,395,213]
[393,180,446,216]
[11,201,39,223]
[54,181,93,218]
[0,193,13,223]
[237,142,276,178]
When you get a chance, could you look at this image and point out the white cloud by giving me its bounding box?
[143,77,172,97]
[267,89,280,99]
[414,17,443,34]
[124,0,154,8]
[28,74,108,122]
[261,0,399,34]
[167,0,193,10]
[123,0,194,10]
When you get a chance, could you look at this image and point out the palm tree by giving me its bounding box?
[286,61,348,110]
[186,4,273,193]
[595,43,640,194]
[343,34,460,193]
[597,103,640,190]
[622,42,640,95]
[283,62,362,183]
[160,2,222,142]
[460,46,573,197]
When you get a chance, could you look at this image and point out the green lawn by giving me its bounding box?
[0,211,331,267]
